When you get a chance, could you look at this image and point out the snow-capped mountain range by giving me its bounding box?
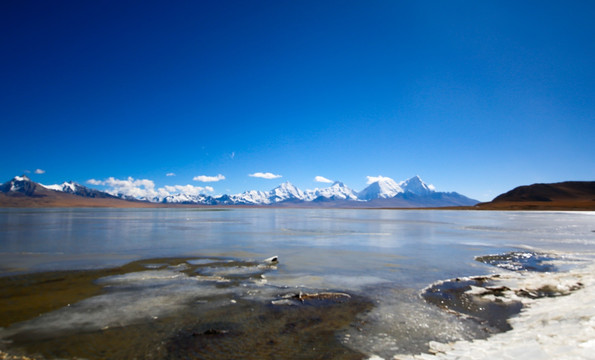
[1,175,479,207]
[159,181,359,205]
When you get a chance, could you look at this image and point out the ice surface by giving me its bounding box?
[186,259,223,265]
[265,273,390,291]
[390,259,595,360]
[2,210,594,359]
[197,265,273,277]
[97,269,187,285]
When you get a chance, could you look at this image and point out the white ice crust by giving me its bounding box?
[379,258,595,360]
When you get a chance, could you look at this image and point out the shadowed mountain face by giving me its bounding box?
[0,175,53,197]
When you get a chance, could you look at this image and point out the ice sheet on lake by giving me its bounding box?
[197,264,275,277]
[97,269,187,285]
[0,271,235,340]
[0,260,280,341]
[343,288,487,357]
[265,273,391,291]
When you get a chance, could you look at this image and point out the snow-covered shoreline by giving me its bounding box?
[388,255,595,360]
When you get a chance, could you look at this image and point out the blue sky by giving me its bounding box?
[1,1,593,201]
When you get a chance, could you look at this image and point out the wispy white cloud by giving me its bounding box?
[249,172,282,179]
[366,175,394,184]
[314,176,333,183]
[85,177,213,200]
[193,174,225,182]
[230,152,235,159]
[35,169,45,174]
[166,173,176,177]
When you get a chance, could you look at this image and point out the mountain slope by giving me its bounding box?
[477,181,595,210]
[492,181,595,202]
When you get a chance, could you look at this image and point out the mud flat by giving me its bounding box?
[0,256,373,360]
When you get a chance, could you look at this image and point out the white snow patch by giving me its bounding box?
[42,184,63,191]
[395,260,595,360]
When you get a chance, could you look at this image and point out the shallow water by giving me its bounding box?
[0,209,594,359]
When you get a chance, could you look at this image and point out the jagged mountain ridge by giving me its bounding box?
[2,175,479,207]
[43,181,119,199]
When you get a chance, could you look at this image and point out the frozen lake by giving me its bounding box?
[1,208,594,359]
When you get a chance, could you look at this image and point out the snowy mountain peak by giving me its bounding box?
[304,181,358,201]
[399,175,435,195]
[43,181,77,193]
[358,176,403,200]
[277,181,297,190]
[14,175,31,182]
[269,181,305,202]
[1,175,37,195]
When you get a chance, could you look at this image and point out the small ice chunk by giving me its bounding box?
[271,299,297,306]
[264,255,279,264]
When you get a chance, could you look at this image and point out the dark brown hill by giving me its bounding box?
[476,181,595,210]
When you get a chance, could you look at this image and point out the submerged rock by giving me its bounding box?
[195,328,230,336]
[272,291,352,306]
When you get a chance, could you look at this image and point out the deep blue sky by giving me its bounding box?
[2,1,593,201]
